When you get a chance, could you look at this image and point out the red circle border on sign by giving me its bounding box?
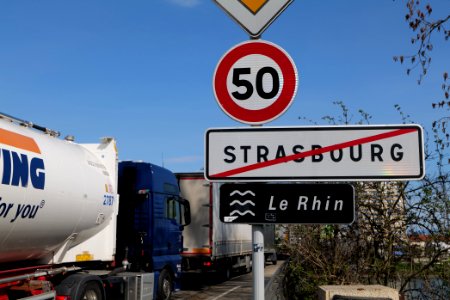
[213,40,298,124]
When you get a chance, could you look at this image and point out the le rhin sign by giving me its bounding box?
[220,183,355,224]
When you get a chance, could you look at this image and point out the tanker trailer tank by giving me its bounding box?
[0,115,118,265]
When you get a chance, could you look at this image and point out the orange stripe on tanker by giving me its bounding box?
[0,128,41,154]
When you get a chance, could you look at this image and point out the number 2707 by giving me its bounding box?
[103,195,115,206]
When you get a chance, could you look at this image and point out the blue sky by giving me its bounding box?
[0,0,448,173]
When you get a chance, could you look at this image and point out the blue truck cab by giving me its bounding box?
[116,161,190,299]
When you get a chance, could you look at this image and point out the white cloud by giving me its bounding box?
[167,0,201,8]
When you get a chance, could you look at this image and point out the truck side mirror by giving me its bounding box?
[178,197,191,228]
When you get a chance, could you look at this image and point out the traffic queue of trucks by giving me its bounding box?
[0,113,191,300]
[0,113,276,300]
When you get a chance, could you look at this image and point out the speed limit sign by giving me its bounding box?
[213,40,298,125]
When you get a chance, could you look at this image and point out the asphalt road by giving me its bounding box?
[172,261,285,300]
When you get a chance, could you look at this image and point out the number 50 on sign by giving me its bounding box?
[213,40,298,125]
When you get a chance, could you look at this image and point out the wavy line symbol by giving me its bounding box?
[230,200,255,206]
[230,190,255,197]
[230,210,256,216]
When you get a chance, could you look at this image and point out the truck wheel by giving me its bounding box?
[245,264,252,273]
[271,253,278,265]
[221,265,232,281]
[157,269,173,300]
[56,274,104,300]
[80,282,103,300]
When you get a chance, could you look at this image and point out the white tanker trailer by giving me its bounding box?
[0,114,117,265]
[0,113,190,300]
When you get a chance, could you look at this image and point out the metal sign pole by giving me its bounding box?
[252,224,265,300]
[250,114,264,300]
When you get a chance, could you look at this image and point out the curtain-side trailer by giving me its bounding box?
[176,173,276,279]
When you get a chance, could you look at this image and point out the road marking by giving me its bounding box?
[210,128,417,178]
[209,285,242,300]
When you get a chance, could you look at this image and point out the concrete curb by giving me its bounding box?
[265,261,288,300]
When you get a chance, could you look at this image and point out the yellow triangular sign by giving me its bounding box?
[240,0,268,15]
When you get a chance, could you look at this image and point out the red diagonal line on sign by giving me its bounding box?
[210,128,418,178]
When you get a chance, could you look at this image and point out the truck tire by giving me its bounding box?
[221,265,232,281]
[79,282,103,300]
[157,269,173,300]
[271,253,278,265]
[56,274,104,300]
